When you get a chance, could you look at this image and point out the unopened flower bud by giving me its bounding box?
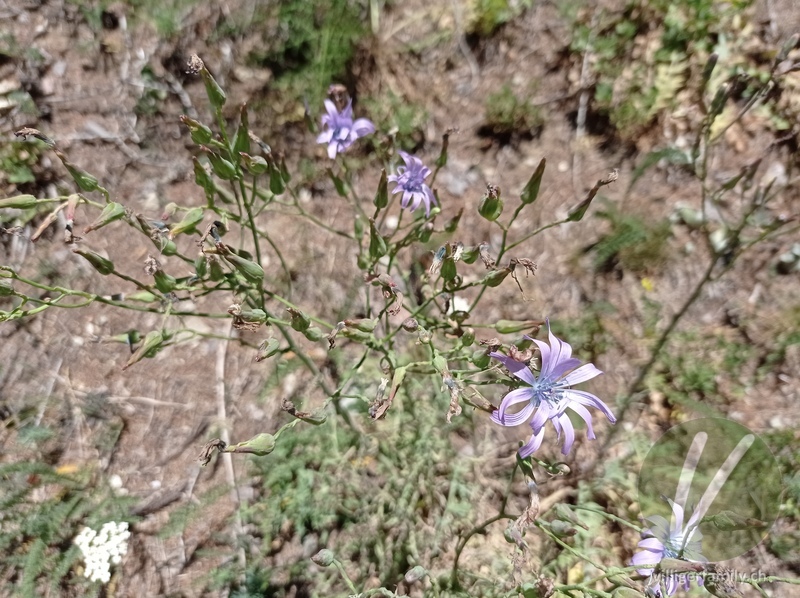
[549,520,577,537]
[123,329,165,370]
[417,328,432,344]
[658,558,703,574]
[56,150,100,193]
[303,327,325,342]
[239,153,269,175]
[0,194,38,209]
[311,549,334,567]
[471,349,490,368]
[287,308,311,332]
[189,55,227,110]
[170,207,204,237]
[193,157,216,204]
[460,327,475,347]
[153,270,177,293]
[201,147,238,181]
[127,291,159,303]
[180,115,213,145]
[225,433,275,456]
[255,338,281,362]
[73,248,115,275]
[369,218,387,259]
[521,158,546,204]
[401,318,419,332]
[224,251,265,284]
[481,267,511,288]
[404,565,427,584]
[441,256,457,281]
[374,169,388,209]
[343,318,378,332]
[85,202,126,233]
[495,320,539,334]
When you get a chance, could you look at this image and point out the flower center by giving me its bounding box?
[532,379,565,406]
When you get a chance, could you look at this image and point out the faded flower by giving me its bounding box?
[490,321,615,457]
[317,99,375,159]
[388,151,437,216]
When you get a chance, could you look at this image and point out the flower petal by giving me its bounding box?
[566,390,617,423]
[492,401,535,427]
[560,363,602,385]
[557,413,576,455]
[489,352,537,386]
[519,426,547,458]
[496,387,535,422]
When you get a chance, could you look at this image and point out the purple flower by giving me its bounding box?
[631,499,706,596]
[317,99,375,159]
[387,151,437,216]
[490,321,615,457]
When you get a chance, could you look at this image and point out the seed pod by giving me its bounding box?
[201,147,238,181]
[460,245,480,264]
[233,104,250,156]
[340,327,370,342]
[85,202,126,233]
[311,549,334,567]
[193,157,216,205]
[369,218,387,259]
[255,338,281,361]
[404,566,427,584]
[268,158,285,194]
[73,248,114,275]
[56,150,100,193]
[441,256,457,281]
[460,327,475,347]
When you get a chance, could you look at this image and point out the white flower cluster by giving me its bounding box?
[73,521,130,583]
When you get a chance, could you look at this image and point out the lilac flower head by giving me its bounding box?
[631,499,706,596]
[387,151,437,216]
[317,99,375,159]
[490,320,615,457]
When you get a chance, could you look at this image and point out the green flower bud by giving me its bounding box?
[239,153,269,175]
[180,115,213,145]
[85,202,126,233]
[495,320,538,334]
[478,184,503,221]
[471,349,491,368]
[611,589,646,598]
[0,194,38,209]
[123,329,164,370]
[73,248,115,275]
[441,257,457,281]
[482,267,511,288]
[233,104,250,156]
[404,566,427,584]
[153,270,177,293]
[193,157,216,206]
[354,215,364,239]
[56,150,100,193]
[460,245,480,264]
[340,327,371,342]
[226,433,275,456]
[303,327,325,342]
[224,252,264,284]
[126,291,159,303]
[521,158,546,205]
[151,236,178,256]
[287,308,311,332]
[170,207,204,237]
[311,549,334,567]
[343,318,378,332]
[369,218,387,259]
[193,57,227,110]
[444,208,463,233]
[374,169,388,209]
[460,327,475,347]
[255,337,281,361]
[269,159,285,195]
[202,147,239,181]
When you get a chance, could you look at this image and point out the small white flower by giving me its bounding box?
[74,521,130,584]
